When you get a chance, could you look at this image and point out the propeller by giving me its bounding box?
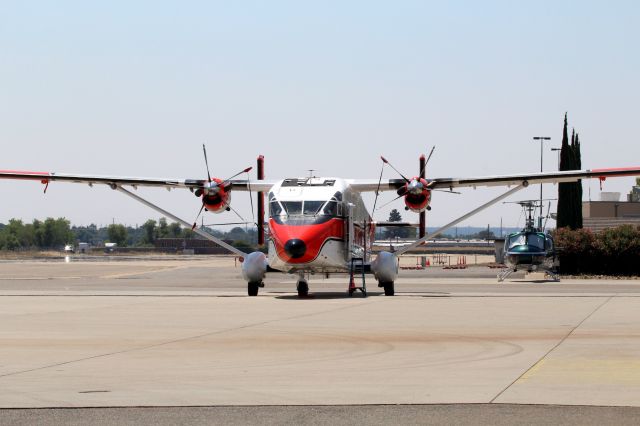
[377,150,455,213]
[191,144,253,229]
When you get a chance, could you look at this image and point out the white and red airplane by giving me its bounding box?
[2,149,639,297]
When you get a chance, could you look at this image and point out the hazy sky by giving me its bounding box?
[1,1,639,230]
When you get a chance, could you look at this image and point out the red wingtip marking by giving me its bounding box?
[0,170,50,176]
[592,167,640,174]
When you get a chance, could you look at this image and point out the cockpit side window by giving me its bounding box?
[269,200,283,217]
[322,201,337,216]
[545,237,554,251]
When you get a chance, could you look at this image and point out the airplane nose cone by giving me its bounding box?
[284,239,306,259]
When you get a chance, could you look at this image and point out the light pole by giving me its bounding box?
[551,147,561,170]
[533,136,551,228]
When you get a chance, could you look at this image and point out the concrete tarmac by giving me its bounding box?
[1,257,640,423]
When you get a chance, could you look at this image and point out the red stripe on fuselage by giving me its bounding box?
[269,217,345,264]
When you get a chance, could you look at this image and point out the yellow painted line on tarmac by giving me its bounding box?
[520,359,546,380]
[520,358,640,385]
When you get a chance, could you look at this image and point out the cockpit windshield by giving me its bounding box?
[269,198,341,225]
[508,234,526,249]
[527,234,545,250]
[281,201,303,216]
[303,200,324,215]
[507,233,546,251]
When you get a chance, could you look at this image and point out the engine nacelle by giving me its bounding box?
[196,177,231,213]
[402,177,431,213]
[241,251,268,283]
[371,250,398,283]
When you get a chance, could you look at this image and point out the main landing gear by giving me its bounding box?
[378,281,395,296]
[248,281,264,296]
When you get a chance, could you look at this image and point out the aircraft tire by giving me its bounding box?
[248,282,260,296]
[297,281,309,297]
[383,282,395,296]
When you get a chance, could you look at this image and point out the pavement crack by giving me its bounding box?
[489,295,615,403]
[0,299,375,380]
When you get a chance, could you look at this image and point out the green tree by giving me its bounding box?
[572,132,583,229]
[141,220,157,245]
[385,209,411,238]
[168,222,182,238]
[389,209,402,223]
[107,224,128,246]
[157,217,169,238]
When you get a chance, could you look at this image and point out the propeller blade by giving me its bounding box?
[375,193,405,211]
[192,203,206,230]
[203,144,212,182]
[221,166,253,187]
[419,146,436,177]
[380,156,410,183]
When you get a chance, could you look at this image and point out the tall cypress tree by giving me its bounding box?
[557,113,573,228]
[556,114,583,229]
[572,132,583,228]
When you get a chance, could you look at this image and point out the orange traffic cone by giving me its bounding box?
[349,275,356,290]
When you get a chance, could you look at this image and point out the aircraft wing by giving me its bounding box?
[427,167,640,190]
[347,167,640,192]
[0,170,276,192]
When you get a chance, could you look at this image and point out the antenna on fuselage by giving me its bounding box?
[307,169,317,178]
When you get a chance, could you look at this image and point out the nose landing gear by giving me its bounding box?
[248,281,264,296]
[297,279,309,297]
[296,272,309,297]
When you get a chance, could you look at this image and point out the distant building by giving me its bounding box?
[582,182,640,232]
[155,238,230,254]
